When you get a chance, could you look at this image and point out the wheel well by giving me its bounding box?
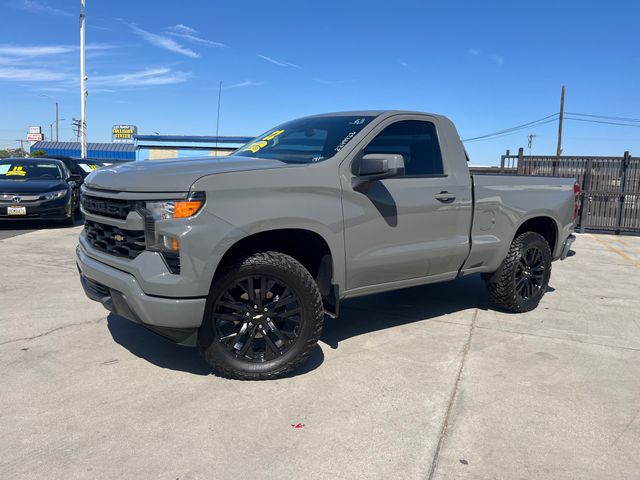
[515,216,557,252]
[216,229,334,297]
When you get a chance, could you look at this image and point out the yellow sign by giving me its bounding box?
[243,129,285,154]
[6,166,26,176]
[111,125,137,143]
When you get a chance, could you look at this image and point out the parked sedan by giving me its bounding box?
[0,158,82,224]
[40,156,105,180]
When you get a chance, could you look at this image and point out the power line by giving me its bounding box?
[461,113,559,142]
[565,112,640,123]
[564,117,640,128]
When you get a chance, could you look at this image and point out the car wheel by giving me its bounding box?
[198,251,324,380]
[484,232,552,313]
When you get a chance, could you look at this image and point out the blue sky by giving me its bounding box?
[1,0,639,164]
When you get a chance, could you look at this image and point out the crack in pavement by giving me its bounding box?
[427,308,478,480]
[0,318,104,346]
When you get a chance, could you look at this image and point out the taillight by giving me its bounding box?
[573,182,581,220]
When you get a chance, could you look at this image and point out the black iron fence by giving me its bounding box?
[499,148,640,233]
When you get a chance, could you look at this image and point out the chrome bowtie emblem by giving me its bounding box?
[113,234,125,242]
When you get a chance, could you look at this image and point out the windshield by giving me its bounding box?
[231,115,375,163]
[0,161,63,180]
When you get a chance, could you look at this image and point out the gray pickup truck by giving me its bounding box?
[77,111,577,379]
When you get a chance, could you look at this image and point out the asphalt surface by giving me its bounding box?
[0,217,83,240]
[1,230,639,479]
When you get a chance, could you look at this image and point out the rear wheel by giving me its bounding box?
[199,251,324,380]
[484,232,552,313]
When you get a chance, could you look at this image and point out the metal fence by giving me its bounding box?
[499,149,640,233]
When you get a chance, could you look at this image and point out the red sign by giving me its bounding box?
[27,133,44,142]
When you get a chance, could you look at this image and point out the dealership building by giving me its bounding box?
[29,124,253,161]
[30,135,252,161]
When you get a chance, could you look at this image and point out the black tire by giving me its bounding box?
[198,251,324,380]
[484,232,552,313]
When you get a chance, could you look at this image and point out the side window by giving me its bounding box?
[363,120,444,176]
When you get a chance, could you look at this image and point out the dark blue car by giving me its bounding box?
[0,157,83,224]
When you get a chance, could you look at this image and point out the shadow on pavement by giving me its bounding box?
[106,274,549,376]
[321,274,490,349]
[0,216,83,240]
[107,314,212,376]
[107,313,326,377]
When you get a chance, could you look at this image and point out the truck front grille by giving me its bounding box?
[81,195,134,220]
[84,220,145,260]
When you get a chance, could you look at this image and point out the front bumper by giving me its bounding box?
[559,234,576,260]
[0,202,70,220]
[76,244,206,345]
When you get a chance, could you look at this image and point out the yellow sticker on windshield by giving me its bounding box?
[6,166,26,176]
[89,164,99,170]
[243,129,285,153]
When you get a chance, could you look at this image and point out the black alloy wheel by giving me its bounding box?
[484,231,552,313]
[213,275,302,362]
[199,251,324,380]
[514,245,546,300]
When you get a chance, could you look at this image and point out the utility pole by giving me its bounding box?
[556,85,565,156]
[79,0,87,158]
[55,101,59,142]
[527,134,537,156]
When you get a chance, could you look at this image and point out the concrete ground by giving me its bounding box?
[0,228,639,479]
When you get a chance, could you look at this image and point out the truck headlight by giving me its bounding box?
[42,190,67,201]
[145,193,205,221]
[142,192,205,256]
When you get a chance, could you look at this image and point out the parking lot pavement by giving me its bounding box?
[0,218,83,240]
[0,231,638,479]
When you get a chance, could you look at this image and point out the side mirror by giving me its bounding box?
[353,153,405,181]
[68,174,83,183]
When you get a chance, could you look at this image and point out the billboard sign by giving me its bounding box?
[29,126,42,134]
[112,125,137,143]
[27,133,44,142]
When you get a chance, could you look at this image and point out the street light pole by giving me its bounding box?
[38,93,60,142]
[80,0,87,158]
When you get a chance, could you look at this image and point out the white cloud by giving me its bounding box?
[92,67,192,87]
[398,60,408,67]
[167,32,226,48]
[164,24,226,48]
[468,48,481,56]
[0,67,68,81]
[129,24,199,58]
[166,24,198,35]
[0,45,73,56]
[16,0,72,16]
[257,54,301,69]
[224,80,265,89]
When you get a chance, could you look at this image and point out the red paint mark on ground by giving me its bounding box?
[291,423,305,429]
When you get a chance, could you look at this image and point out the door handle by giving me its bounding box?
[434,191,456,202]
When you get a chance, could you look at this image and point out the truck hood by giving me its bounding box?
[84,156,295,192]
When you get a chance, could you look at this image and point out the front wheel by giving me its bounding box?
[484,232,552,313]
[199,251,324,380]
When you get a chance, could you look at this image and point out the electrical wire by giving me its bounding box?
[564,117,640,128]
[462,113,560,142]
[565,112,640,123]
[462,114,559,142]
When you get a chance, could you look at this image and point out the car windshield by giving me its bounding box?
[0,161,63,180]
[231,115,375,163]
